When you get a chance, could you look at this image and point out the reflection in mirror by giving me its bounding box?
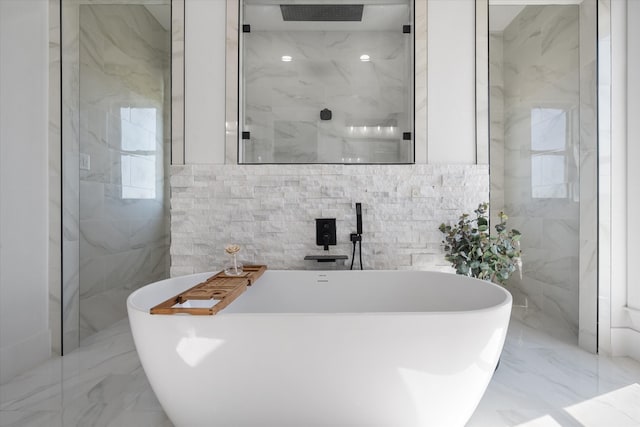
[239,0,414,164]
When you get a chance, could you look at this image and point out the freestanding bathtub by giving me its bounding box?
[127,270,512,427]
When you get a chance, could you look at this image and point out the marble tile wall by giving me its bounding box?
[491,4,597,338]
[76,4,170,341]
[242,28,412,164]
[170,164,488,275]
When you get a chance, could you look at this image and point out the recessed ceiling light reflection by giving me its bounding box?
[360,54,370,62]
[281,55,293,62]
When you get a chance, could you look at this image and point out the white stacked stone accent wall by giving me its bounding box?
[170,164,489,276]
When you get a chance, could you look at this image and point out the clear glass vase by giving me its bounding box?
[224,253,243,276]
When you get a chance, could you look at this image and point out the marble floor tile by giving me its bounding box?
[2,313,640,427]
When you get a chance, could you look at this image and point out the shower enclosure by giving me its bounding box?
[239,0,414,164]
[61,0,171,352]
[487,1,598,349]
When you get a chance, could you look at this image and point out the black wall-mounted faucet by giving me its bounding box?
[316,218,336,251]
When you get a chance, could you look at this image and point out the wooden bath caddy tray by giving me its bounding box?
[150,265,267,315]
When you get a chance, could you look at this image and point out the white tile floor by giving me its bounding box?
[1,306,640,427]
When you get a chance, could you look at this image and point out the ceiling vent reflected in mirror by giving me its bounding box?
[280,4,364,21]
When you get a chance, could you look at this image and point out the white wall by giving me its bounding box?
[626,0,640,311]
[181,0,478,165]
[427,0,476,163]
[184,0,226,164]
[610,0,640,360]
[0,0,51,383]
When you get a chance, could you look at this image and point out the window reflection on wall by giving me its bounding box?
[120,107,157,199]
[530,107,571,199]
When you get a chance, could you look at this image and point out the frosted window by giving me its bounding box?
[121,107,157,151]
[120,107,158,199]
[531,108,566,151]
[531,154,566,198]
[531,108,569,199]
[121,155,156,199]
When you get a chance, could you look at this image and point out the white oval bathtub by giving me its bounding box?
[127,270,512,427]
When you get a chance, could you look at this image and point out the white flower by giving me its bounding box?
[225,244,241,255]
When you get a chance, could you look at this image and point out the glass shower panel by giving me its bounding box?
[489,2,588,337]
[73,2,171,343]
[240,0,414,164]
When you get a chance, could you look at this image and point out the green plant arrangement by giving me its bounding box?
[438,202,522,285]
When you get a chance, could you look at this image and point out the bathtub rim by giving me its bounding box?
[127,270,513,317]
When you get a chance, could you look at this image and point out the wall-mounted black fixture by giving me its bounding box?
[320,108,332,121]
[350,203,364,270]
[304,254,348,263]
[242,131,250,140]
[243,24,251,33]
[403,25,411,34]
[403,132,412,140]
[316,218,336,250]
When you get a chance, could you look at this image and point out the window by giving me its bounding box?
[530,108,571,199]
[120,107,158,199]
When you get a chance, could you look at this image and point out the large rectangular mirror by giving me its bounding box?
[239,0,414,164]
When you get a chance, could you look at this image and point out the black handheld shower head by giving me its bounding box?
[356,203,362,235]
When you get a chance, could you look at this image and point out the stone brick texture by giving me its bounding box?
[170,164,489,275]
